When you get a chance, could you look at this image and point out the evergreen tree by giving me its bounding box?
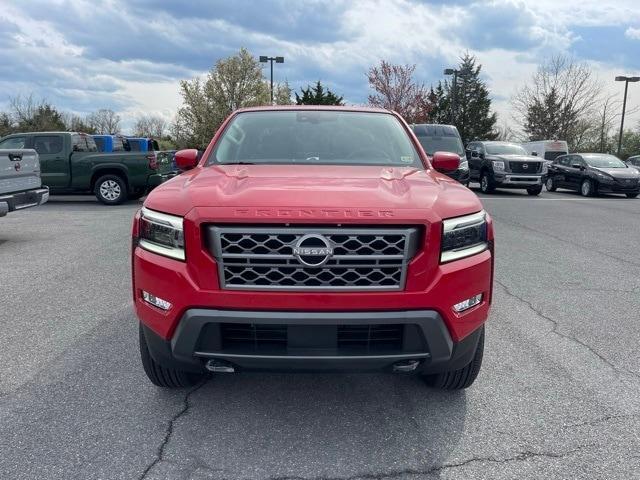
[427,83,450,124]
[295,81,344,105]
[453,54,497,143]
[523,87,563,141]
[428,54,497,143]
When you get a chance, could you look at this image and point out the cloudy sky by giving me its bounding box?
[1,0,639,133]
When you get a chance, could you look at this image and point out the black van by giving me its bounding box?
[411,124,469,185]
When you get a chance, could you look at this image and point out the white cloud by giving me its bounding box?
[625,27,640,40]
[1,0,640,137]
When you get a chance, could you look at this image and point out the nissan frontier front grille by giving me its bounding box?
[205,226,420,291]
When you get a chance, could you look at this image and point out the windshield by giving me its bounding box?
[584,154,627,168]
[485,143,528,155]
[416,136,464,156]
[209,110,422,168]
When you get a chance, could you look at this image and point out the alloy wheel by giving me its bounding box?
[100,180,121,201]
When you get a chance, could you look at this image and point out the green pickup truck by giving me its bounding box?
[0,132,166,204]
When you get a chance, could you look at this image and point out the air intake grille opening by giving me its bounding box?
[220,323,287,353]
[217,323,408,355]
[337,324,404,352]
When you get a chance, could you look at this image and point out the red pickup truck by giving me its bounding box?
[132,106,494,390]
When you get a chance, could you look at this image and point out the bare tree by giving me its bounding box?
[63,113,97,134]
[86,109,121,134]
[367,61,431,123]
[133,115,167,138]
[512,55,603,150]
[9,95,66,132]
[494,120,518,142]
[175,48,270,147]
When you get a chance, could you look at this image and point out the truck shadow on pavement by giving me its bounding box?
[0,309,468,480]
[146,369,469,479]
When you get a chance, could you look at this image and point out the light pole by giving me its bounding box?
[615,75,640,155]
[444,68,459,125]
[259,55,284,104]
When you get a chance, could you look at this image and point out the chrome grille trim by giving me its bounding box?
[205,226,420,291]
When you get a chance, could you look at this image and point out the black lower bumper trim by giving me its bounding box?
[142,309,484,374]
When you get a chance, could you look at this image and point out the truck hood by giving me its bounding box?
[490,154,542,162]
[145,164,483,220]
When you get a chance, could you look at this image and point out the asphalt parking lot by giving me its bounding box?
[1,190,639,480]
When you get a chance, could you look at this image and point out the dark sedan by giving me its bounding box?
[546,153,640,198]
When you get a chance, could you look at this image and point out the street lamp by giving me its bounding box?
[444,68,459,124]
[259,55,285,104]
[615,75,640,155]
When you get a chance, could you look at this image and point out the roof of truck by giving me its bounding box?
[411,124,460,137]
[234,105,392,114]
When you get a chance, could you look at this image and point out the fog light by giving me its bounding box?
[142,291,172,310]
[453,294,482,313]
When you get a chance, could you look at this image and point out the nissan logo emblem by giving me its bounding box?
[522,163,528,169]
[292,234,334,267]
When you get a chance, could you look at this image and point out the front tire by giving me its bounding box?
[423,326,484,390]
[626,193,638,199]
[527,185,543,196]
[581,179,595,197]
[480,172,495,193]
[95,174,127,205]
[139,324,204,388]
[545,177,557,192]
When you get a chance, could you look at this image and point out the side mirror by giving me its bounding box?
[571,163,582,169]
[471,150,479,158]
[432,151,460,173]
[531,151,538,156]
[175,149,199,171]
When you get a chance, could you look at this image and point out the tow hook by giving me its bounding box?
[392,359,421,373]
[205,360,235,373]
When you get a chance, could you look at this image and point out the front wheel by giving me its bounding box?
[95,174,127,205]
[626,193,639,199]
[545,177,557,192]
[527,186,543,196]
[423,326,484,390]
[581,179,595,197]
[139,324,204,388]
[480,172,495,193]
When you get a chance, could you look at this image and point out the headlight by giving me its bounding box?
[594,171,613,183]
[441,210,488,263]
[138,207,185,260]
[492,161,505,172]
[541,162,548,174]
[459,160,469,170]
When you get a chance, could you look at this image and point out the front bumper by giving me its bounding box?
[596,180,639,194]
[493,173,543,188]
[0,187,49,217]
[141,309,484,374]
